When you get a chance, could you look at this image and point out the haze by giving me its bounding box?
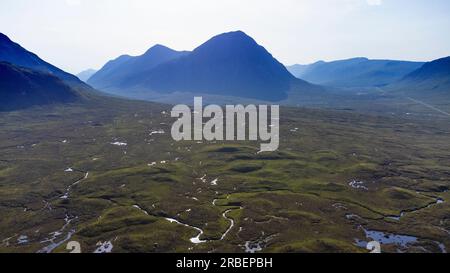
[1,0,449,74]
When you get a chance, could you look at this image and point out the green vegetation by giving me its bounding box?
[0,97,449,253]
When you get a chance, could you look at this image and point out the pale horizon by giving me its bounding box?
[1,0,449,74]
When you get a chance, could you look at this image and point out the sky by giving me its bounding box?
[1,0,449,74]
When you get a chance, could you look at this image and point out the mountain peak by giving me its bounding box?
[150,44,170,49]
[219,30,251,38]
[115,54,133,61]
[144,44,175,55]
[191,30,268,61]
[201,30,257,46]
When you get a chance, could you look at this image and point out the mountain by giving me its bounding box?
[77,69,97,82]
[287,58,425,88]
[0,62,81,111]
[88,45,189,89]
[287,63,310,78]
[402,56,450,82]
[0,33,86,87]
[91,31,302,102]
[389,56,450,95]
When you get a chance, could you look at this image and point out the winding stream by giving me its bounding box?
[164,196,242,244]
[386,194,445,221]
[132,195,242,245]
[219,205,244,241]
[37,170,89,253]
[165,218,207,244]
[220,209,236,240]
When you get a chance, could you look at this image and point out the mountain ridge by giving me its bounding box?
[0,32,87,88]
[0,62,82,111]
[88,44,189,89]
[287,57,425,88]
[91,31,307,102]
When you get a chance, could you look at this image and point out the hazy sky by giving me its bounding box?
[1,0,449,74]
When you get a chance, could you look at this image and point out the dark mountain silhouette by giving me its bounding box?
[134,31,296,101]
[88,45,189,89]
[0,62,81,111]
[77,69,97,82]
[389,56,450,95]
[0,33,86,87]
[91,31,305,102]
[287,58,424,88]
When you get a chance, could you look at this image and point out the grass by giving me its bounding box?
[0,97,449,253]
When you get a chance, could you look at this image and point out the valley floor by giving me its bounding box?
[0,98,449,253]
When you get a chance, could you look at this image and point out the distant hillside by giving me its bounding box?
[287,64,310,78]
[287,58,424,88]
[91,31,310,102]
[0,62,81,111]
[0,33,87,87]
[88,45,189,90]
[389,56,450,96]
[77,69,97,82]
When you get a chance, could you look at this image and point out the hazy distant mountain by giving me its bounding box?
[77,69,97,82]
[88,45,189,89]
[0,33,86,87]
[92,31,305,102]
[0,62,81,111]
[287,58,424,88]
[287,64,310,78]
[389,56,450,96]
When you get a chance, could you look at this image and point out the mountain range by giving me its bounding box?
[89,31,306,101]
[88,45,189,90]
[1,30,449,111]
[287,58,425,88]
